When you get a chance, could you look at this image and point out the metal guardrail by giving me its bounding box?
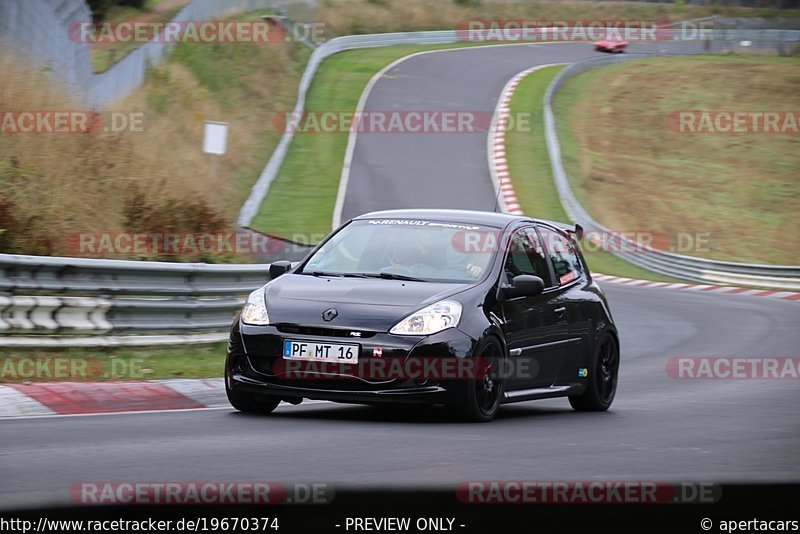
[543,54,800,291]
[0,0,286,109]
[0,254,269,346]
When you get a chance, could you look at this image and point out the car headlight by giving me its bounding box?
[241,286,269,325]
[389,300,462,336]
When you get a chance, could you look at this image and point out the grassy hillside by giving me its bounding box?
[554,55,800,265]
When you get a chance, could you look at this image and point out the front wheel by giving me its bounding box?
[454,337,505,422]
[225,322,281,414]
[225,376,281,414]
[569,333,619,412]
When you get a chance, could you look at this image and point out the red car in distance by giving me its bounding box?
[595,37,628,53]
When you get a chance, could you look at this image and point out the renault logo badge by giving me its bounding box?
[322,308,338,322]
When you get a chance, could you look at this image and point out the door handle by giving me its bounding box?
[554,307,566,317]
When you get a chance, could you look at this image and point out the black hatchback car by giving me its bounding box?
[226,209,619,422]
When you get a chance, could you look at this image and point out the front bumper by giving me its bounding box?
[226,323,477,405]
[229,373,452,404]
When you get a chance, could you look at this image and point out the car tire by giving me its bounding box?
[225,317,281,414]
[225,379,281,414]
[569,333,619,412]
[454,337,505,422]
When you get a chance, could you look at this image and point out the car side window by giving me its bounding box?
[504,228,554,287]
[539,227,584,286]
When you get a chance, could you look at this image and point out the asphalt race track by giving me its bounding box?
[3,41,799,510]
[339,40,710,221]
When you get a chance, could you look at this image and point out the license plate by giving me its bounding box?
[282,340,359,364]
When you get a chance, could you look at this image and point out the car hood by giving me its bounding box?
[264,273,470,331]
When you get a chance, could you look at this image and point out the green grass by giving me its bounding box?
[0,343,226,382]
[553,55,800,266]
[505,66,677,281]
[250,42,505,239]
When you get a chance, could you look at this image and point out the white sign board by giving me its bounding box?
[203,121,228,155]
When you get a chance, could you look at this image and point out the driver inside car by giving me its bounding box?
[386,238,485,279]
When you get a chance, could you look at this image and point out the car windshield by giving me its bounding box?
[300,219,498,283]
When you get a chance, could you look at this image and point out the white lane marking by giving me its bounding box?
[0,405,233,421]
[331,54,415,229]
[0,399,333,421]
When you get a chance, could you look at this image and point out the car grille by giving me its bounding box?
[276,324,376,338]
[246,355,424,389]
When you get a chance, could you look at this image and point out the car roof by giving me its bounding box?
[353,209,573,233]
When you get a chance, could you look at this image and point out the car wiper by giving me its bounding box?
[355,272,427,282]
[303,271,427,282]
[302,270,344,277]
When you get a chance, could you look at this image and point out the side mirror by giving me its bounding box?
[499,275,545,300]
[269,260,292,279]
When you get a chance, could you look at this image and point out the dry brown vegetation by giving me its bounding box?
[0,22,305,260]
[313,0,798,37]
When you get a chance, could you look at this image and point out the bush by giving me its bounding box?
[87,0,147,21]
[86,0,113,21]
[122,185,228,261]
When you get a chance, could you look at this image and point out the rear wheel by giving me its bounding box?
[454,337,505,422]
[569,333,619,411]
